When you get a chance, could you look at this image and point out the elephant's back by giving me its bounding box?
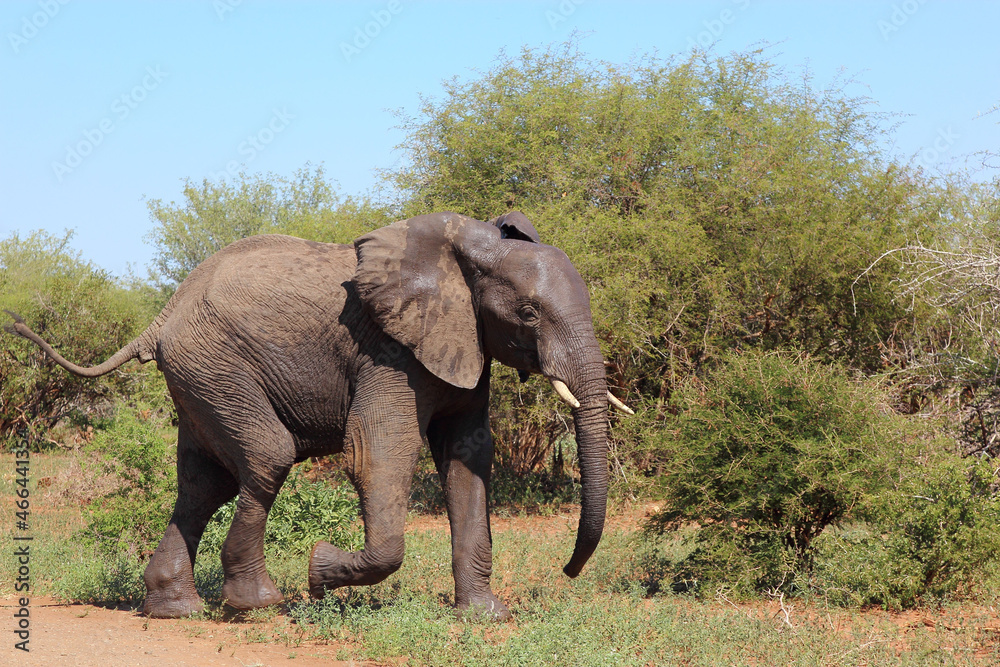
[165,235,356,332]
[207,234,355,315]
[157,235,359,441]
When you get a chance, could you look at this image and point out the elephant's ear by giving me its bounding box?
[490,211,540,243]
[353,213,486,390]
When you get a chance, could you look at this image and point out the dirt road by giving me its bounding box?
[1,596,361,667]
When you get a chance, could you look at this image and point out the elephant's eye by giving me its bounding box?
[518,305,540,324]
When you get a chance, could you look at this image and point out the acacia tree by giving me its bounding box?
[861,179,1000,449]
[390,45,950,373]
[894,181,1000,364]
[387,44,955,476]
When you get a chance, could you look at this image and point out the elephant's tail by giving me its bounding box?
[4,308,164,378]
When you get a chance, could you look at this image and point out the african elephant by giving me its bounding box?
[5,211,630,619]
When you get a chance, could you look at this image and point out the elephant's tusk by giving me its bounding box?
[608,391,635,415]
[550,379,580,409]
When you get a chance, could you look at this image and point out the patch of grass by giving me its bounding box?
[0,453,97,596]
[50,554,146,608]
[408,450,579,518]
[288,523,1000,666]
[199,464,364,559]
[14,452,1000,665]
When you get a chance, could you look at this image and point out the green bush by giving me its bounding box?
[0,230,156,446]
[387,42,962,482]
[648,350,906,596]
[51,554,147,607]
[813,453,1000,609]
[199,465,363,558]
[81,403,177,557]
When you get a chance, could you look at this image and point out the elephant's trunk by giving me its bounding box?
[545,331,609,579]
[563,394,609,577]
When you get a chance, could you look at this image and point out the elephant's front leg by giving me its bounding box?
[428,407,510,620]
[309,410,422,595]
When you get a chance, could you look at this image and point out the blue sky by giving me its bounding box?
[2,0,998,276]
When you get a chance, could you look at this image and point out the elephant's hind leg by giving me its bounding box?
[143,421,238,618]
[219,481,288,610]
[218,425,296,611]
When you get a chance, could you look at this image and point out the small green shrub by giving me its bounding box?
[199,465,363,557]
[51,553,147,607]
[814,454,1000,609]
[649,350,904,596]
[81,403,177,557]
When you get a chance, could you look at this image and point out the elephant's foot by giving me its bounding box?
[142,590,205,619]
[142,541,204,618]
[309,539,404,598]
[308,540,350,598]
[220,573,283,611]
[456,592,511,621]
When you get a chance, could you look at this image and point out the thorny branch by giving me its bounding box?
[855,236,1000,378]
[856,232,1000,454]
[854,240,1000,328]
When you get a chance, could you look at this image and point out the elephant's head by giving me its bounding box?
[353,211,613,577]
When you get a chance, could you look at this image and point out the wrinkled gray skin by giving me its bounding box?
[5,212,608,620]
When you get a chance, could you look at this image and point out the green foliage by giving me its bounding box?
[145,164,393,289]
[643,350,1000,607]
[488,365,579,475]
[814,454,1000,610]
[81,403,177,557]
[51,554,147,607]
[648,351,905,595]
[888,177,1000,390]
[389,42,961,484]
[199,465,363,558]
[0,230,155,446]
[391,43,941,365]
